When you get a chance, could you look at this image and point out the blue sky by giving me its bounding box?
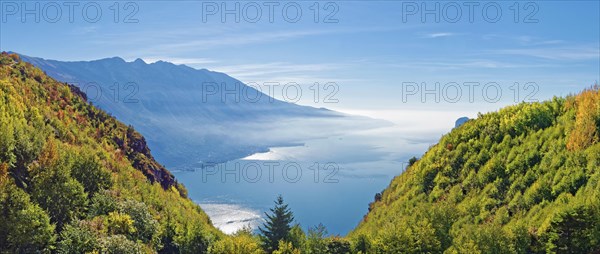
[1,1,599,124]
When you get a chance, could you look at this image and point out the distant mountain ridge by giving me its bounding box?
[19,53,385,169]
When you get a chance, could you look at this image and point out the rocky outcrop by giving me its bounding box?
[112,126,180,193]
[455,116,469,128]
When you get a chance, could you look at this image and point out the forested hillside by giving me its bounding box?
[0,52,224,253]
[351,87,600,253]
[3,49,600,253]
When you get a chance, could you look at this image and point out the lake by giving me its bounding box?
[172,111,459,235]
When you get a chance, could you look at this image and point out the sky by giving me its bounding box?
[1,1,599,124]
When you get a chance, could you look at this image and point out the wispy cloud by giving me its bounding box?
[423,32,456,38]
[152,30,329,52]
[86,25,409,57]
[388,59,555,70]
[138,57,217,65]
[482,34,566,46]
[516,36,565,46]
[71,26,99,35]
[489,46,599,60]
[207,62,359,84]
[212,62,342,77]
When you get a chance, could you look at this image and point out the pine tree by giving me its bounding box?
[259,195,294,253]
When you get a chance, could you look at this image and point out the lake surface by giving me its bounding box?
[173,115,453,235]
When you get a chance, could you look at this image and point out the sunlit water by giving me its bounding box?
[173,130,427,234]
[172,111,465,235]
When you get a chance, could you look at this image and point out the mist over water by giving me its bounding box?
[173,113,455,235]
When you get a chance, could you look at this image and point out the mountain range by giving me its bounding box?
[19,54,386,169]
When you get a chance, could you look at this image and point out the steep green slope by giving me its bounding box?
[351,87,600,253]
[0,52,223,253]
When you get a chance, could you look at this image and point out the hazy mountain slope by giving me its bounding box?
[350,88,600,253]
[19,54,384,169]
[0,52,222,252]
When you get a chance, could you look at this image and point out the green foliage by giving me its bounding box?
[446,224,514,254]
[370,218,441,253]
[539,202,600,253]
[57,221,98,254]
[70,150,112,196]
[273,241,300,254]
[210,228,265,254]
[260,195,295,253]
[176,221,213,254]
[305,224,328,254]
[157,216,179,253]
[351,87,600,253]
[98,234,143,254]
[106,211,137,236]
[351,234,371,254]
[87,190,118,217]
[325,237,351,254]
[0,178,56,253]
[288,224,306,250]
[29,146,88,230]
[408,156,418,167]
[0,52,220,252]
[117,199,158,244]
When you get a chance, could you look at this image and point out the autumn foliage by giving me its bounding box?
[566,85,600,151]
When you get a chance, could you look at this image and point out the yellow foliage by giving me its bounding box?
[106,211,136,235]
[273,241,301,254]
[210,232,265,254]
[567,86,600,151]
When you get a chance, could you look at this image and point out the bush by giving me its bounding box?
[88,190,118,218]
[118,199,158,244]
[71,151,112,196]
[98,235,142,254]
[57,222,98,254]
[210,229,264,254]
[326,237,351,254]
[0,180,56,253]
[106,211,136,236]
[30,148,88,230]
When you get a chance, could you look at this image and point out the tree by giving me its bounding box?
[352,234,371,254]
[326,237,351,254]
[541,204,599,254]
[210,228,264,254]
[272,241,300,254]
[118,199,158,244]
[106,211,136,236]
[57,221,98,254]
[71,151,112,196]
[0,179,56,252]
[176,221,213,254]
[98,235,142,254]
[288,224,306,250]
[158,216,180,254]
[88,190,118,218]
[30,151,88,230]
[408,156,418,167]
[259,195,295,253]
[305,224,328,254]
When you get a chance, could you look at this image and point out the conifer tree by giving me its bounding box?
[259,195,294,253]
